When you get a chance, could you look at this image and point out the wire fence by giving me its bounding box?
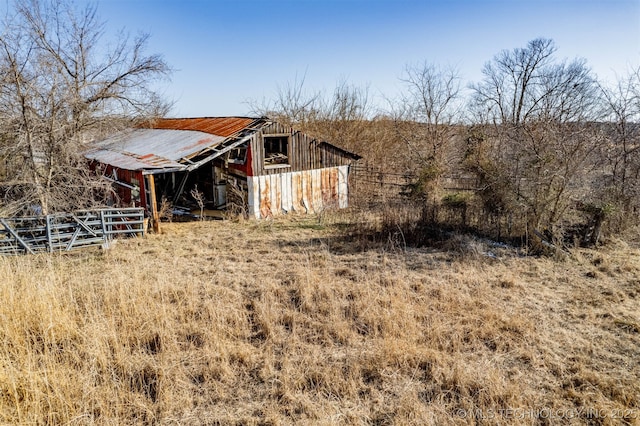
[349,164,479,209]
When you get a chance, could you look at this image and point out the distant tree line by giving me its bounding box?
[254,39,640,249]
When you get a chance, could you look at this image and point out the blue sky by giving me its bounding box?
[96,0,640,117]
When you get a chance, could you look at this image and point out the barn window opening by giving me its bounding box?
[228,143,248,164]
[263,135,289,167]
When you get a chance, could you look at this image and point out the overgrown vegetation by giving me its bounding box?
[1,214,638,424]
[253,39,640,252]
[0,0,170,216]
[1,0,637,254]
[0,5,638,423]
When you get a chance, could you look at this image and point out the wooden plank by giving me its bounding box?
[289,133,296,170]
[172,172,190,205]
[304,136,310,170]
[252,133,262,176]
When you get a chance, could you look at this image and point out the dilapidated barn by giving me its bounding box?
[85,117,360,223]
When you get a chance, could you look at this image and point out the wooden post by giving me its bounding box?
[45,214,53,252]
[146,174,160,233]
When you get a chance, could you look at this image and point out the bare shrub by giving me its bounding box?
[158,196,173,222]
[0,0,170,215]
[469,38,603,249]
[189,185,205,220]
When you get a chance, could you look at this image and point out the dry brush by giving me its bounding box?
[0,214,638,425]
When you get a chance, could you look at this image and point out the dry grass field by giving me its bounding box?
[0,211,639,425]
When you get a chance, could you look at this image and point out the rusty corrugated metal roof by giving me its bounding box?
[85,128,225,171]
[86,116,361,174]
[143,117,259,137]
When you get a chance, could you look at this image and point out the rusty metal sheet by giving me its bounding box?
[259,175,271,218]
[302,170,312,213]
[144,117,258,137]
[247,177,258,219]
[321,168,331,206]
[329,167,339,207]
[338,165,349,208]
[250,166,350,219]
[281,172,292,213]
[85,128,224,171]
[291,172,303,213]
[270,174,280,215]
[312,169,322,213]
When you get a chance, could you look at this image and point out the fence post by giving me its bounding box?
[46,214,53,252]
[100,209,108,244]
[146,174,160,233]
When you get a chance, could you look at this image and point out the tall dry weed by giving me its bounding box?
[0,213,638,424]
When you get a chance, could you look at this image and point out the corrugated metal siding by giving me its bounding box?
[144,117,258,137]
[247,165,349,219]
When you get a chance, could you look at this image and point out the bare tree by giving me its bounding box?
[190,185,205,220]
[250,71,321,129]
[398,62,462,155]
[312,79,371,151]
[469,38,603,246]
[392,62,462,206]
[599,68,640,202]
[471,38,556,125]
[0,0,171,216]
[250,75,371,153]
[582,67,640,239]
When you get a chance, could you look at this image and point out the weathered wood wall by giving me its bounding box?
[249,122,356,176]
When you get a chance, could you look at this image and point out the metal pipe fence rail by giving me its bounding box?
[0,207,145,255]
